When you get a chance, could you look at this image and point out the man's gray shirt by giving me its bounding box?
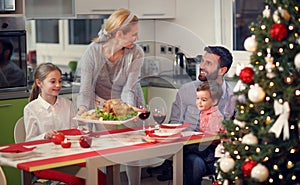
[169,80,236,131]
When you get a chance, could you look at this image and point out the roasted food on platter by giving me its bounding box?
[80,99,138,121]
[103,99,131,116]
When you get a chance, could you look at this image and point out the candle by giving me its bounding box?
[61,138,71,148]
[144,127,155,136]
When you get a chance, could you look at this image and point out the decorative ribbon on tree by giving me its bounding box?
[268,100,290,140]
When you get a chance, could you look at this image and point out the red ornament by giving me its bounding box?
[242,160,258,177]
[239,67,254,84]
[270,23,288,41]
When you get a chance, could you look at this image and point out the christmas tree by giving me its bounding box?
[215,0,300,184]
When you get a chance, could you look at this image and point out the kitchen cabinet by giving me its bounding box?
[147,86,177,123]
[76,0,128,15]
[0,0,24,17]
[0,98,28,185]
[25,0,75,19]
[129,0,175,19]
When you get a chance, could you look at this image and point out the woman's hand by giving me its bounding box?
[77,105,88,116]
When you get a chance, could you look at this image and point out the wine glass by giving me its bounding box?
[149,97,168,129]
[138,104,150,130]
[152,107,166,129]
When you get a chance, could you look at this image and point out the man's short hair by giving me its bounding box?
[204,46,233,73]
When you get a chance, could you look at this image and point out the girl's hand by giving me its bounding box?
[45,130,57,139]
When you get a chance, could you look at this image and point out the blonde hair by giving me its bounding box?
[29,63,61,102]
[93,8,138,42]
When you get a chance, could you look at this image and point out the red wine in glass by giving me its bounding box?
[152,107,166,128]
[153,113,166,125]
[138,111,151,120]
[138,105,150,130]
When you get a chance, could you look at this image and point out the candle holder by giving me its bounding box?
[61,138,72,148]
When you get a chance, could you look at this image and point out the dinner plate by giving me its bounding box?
[160,123,182,128]
[73,109,139,125]
[149,132,182,142]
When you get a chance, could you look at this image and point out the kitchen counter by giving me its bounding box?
[140,73,194,89]
[0,85,75,100]
[0,74,237,100]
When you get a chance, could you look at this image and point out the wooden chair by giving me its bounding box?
[14,117,26,143]
[0,166,7,185]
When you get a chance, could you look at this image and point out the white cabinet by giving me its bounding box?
[0,0,24,17]
[76,0,128,15]
[25,0,75,19]
[148,86,178,123]
[129,0,175,19]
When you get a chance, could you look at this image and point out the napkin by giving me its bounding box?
[58,129,82,135]
[160,122,190,129]
[0,145,36,153]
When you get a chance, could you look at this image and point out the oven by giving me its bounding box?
[0,16,27,92]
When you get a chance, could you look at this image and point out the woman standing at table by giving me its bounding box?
[76,8,144,116]
[75,8,146,185]
[24,63,86,185]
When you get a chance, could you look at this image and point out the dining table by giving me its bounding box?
[0,125,220,185]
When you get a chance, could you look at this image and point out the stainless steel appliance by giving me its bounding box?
[0,0,15,12]
[0,16,27,92]
[174,52,201,80]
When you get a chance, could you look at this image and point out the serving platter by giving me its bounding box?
[73,109,139,125]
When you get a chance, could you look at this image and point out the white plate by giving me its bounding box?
[151,134,182,143]
[181,131,204,137]
[158,128,186,134]
[160,123,182,128]
[73,109,139,125]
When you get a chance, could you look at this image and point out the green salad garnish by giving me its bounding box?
[95,107,138,121]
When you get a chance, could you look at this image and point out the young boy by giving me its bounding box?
[196,81,224,133]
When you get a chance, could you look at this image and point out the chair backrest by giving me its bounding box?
[0,166,7,185]
[14,117,26,143]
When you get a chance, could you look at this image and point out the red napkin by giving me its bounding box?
[58,129,82,135]
[0,145,36,153]
[160,122,190,129]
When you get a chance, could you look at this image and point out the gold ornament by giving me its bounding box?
[278,7,291,21]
